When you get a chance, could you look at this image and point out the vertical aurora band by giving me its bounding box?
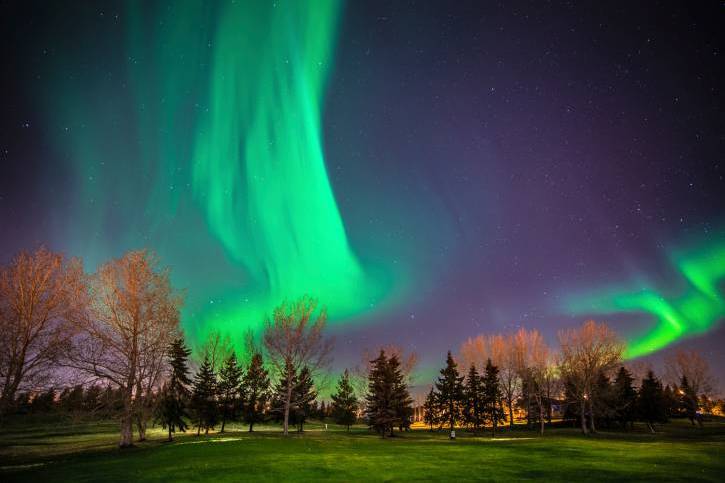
[565,240,725,358]
[44,0,392,348]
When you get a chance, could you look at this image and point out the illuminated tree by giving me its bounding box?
[679,375,701,426]
[217,352,243,432]
[241,352,269,432]
[69,250,182,447]
[558,320,624,435]
[331,370,357,431]
[262,296,333,436]
[665,350,714,398]
[0,247,88,419]
[435,351,464,433]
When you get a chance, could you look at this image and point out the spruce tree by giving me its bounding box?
[637,370,666,433]
[217,352,243,432]
[293,366,317,432]
[482,358,505,437]
[155,338,192,441]
[435,351,465,433]
[464,364,484,433]
[613,366,637,429]
[241,352,270,432]
[365,350,396,437]
[191,354,218,435]
[331,369,358,431]
[423,386,439,431]
[591,371,614,430]
[390,354,414,432]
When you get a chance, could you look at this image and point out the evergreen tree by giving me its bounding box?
[482,358,505,437]
[390,354,414,432]
[423,386,439,431]
[435,351,465,433]
[463,364,484,433]
[365,351,413,437]
[679,375,700,426]
[271,360,299,426]
[293,366,317,432]
[637,370,667,433]
[241,352,270,432]
[191,354,218,435]
[155,338,192,441]
[217,352,243,432]
[331,369,358,431]
[613,366,637,429]
[591,371,615,429]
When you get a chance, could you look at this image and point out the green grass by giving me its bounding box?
[1,418,723,481]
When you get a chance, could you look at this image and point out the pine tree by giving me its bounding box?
[435,351,465,434]
[613,366,637,429]
[155,338,192,441]
[331,369,358,431]
[482,358,505,437]
[591,371,614,430]
[423,386,439,431]
[637,370,667,433]
[293,366,317,432]
[241,352,270,432]
[464,364,484,433]
[217,352,243,432]
[191,354,218,435]
[364,351,397,437]
[390,354,414,432]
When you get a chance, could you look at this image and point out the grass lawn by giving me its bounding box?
[1,418,723,481]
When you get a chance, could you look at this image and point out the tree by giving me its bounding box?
[262,297,333,436]
[481,359,505,437]
[0,247,88,419]
[241,352,269,432]
[558,320,624,435]
[637,370,667,433]
[69,250,182,447]
[423,386,439,431]
[435,351,464,433]
[591,371,615,428]
[463,365,484,433]
[331,370,357,431]
[293,366,317,432]
[612,366,637,429]
[154,338,192,442]
[217,352,243,433]
[514,328,554,435]
[364,351,413,437]
[679,375,701,427]
[665,350,714,398]
[191,355,218,435]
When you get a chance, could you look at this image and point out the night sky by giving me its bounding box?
[1,1,724,385]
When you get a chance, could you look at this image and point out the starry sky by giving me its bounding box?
[1,1,724,386]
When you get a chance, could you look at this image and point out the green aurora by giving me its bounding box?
[565,239,725,358]
[44,0,397,349]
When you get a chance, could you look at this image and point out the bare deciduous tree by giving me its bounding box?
[262,296,333,436]
[665,349,715,396]
[0,247,88,419]
[69,250,182,447]
[558,320,623,435]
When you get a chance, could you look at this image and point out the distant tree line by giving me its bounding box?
[1,247,721,448]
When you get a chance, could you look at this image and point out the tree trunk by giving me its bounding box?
[197,425,201,436]
[647,422,655,433]
[220,415,226,433]
[120,413,134,448]
[580,399,588,435]
[168,426,172,442]
[249,422,254,432]
[588,399,597,433]
[136,416,147,442]
[283,386,292,436]
[539,399,545,436]
[508,400,514,428]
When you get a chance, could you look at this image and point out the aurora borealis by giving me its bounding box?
[1,1,724,376]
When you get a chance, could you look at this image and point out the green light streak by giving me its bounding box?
[565,240,725,358]
[42,0,398,350]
